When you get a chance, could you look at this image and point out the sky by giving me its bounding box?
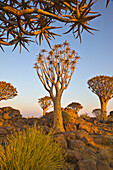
[0,0,113,118]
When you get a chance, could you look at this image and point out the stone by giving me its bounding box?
[93,135,103,145]
[64,123,77,131]
[68,140,87,152]
[53,133,67,149]
[96,161,110,170]
[77,159,97,170]
[66,149,83,163]
[3,113,11,119]
[0,127,7,135]
[63,131,75,141]
[106,117,113,123]
[110,162,113,168]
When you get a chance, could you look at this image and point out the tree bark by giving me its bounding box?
[100,99,108,120]
[43,108,46,116]
[53,95,65,132]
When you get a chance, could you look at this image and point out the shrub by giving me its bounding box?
[0,125,65,170]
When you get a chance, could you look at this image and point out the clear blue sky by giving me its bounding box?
[0,0,113,117]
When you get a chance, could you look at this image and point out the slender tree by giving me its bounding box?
[38,96,53,116]
[67,102,83,114]
[0,0,101,51]
[35,41,79,132]
[88,75,113,120]
[0,81,17,101]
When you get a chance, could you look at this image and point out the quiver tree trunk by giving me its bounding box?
[100,99,108,120]
[52,96,65,132]
[43,108,47,116]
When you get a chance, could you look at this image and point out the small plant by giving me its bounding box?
[0,125,65,170]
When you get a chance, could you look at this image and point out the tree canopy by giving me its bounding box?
[88,75,113,120]
[0,0,101,52]
[0,81,17,101]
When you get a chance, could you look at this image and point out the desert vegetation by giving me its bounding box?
[35,41,79,132]
[0,0,110,51]
[0,125,65,170]
[38,96,53,116]
[66,102,83,115]
[88,75,113,120]
[0,81,17,102]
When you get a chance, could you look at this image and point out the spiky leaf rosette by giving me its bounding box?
[0,0,100,51]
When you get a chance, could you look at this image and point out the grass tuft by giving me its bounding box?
[0,125,65,170]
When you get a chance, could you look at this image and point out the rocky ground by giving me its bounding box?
[0,107,113,170]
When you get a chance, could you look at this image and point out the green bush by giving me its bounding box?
[0,125,65,170]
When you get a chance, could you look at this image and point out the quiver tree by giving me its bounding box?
[88,75,113,120]
[66,102,83,115]
[38,96,53,116]
[0,0,101,52]
[92,108,101,118]
[0,81,17,102]
[35,41,79,132]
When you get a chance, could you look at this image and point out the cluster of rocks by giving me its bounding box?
[0,107,113,170]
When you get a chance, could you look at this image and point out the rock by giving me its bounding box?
[63,131,76,141]
[93,135,104,145]
[0,127,7,136]
[110,162,113,168]
[64,123,77,131]
[74,130,95,146]
[0,121,3,126]
[96,160,110,170]
[106,117,113,123]
[66,149,83,164]
[68,140,87,152]
[76,159,97,170]
[102,135,113,146]
[53,134,67,149]
[3,113,11,119]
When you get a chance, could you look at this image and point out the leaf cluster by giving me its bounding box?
[88,75,113,102]
[0,0,101,52]
[0,81,17,101]
[38,96,53,110]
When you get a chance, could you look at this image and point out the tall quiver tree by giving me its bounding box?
[35,41,79,132]
[88,75,113,120]
[38,96,53,116]
[0,81,17,102]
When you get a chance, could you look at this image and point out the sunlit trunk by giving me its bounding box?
[100,99,108,120]
[43,108,46,116]
[53,95,65,132]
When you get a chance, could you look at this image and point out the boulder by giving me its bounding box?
[68,140,87,152]
[76,159,97,170]
[63,131,76,141]
[96,160,110,170]
[66,149,83,164]
[53,133,67,149]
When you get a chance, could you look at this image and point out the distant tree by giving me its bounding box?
[92,108,101,117]
[0,81,17,101]
[38,96,53,116]
[0,0,101,52]
[35,41,79,132]
[66,102,83,114]
[88,75,113,120]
